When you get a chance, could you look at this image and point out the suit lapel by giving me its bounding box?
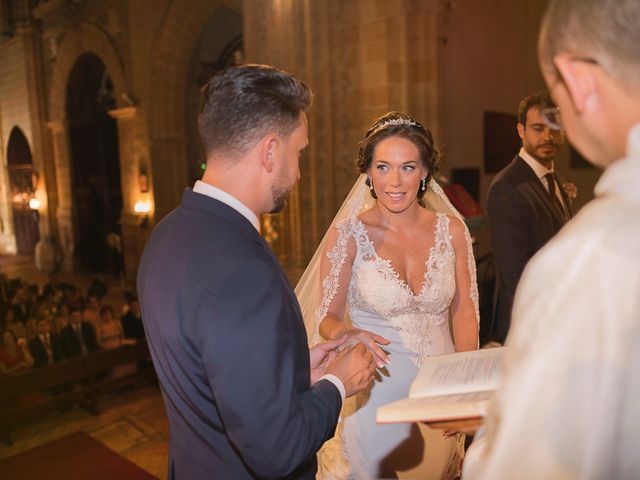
[515,157,567,225]
[255,235,304,317]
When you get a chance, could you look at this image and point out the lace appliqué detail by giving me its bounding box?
[348,214,456,366]
[315,220,353,343]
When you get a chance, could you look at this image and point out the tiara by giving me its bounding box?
[377,118,418,129]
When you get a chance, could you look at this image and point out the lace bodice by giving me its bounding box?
[346,214,455,364]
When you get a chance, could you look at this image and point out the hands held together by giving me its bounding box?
[310,327,390,398]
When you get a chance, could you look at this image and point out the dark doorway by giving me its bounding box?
[6,127,39,255]
[66,53,122,275]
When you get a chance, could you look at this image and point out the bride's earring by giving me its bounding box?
[420,177,427,193]
[366,176,377,199]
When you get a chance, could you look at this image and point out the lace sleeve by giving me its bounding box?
[448,215,481,350]
[295,219,356,346]
[295,175,372,347]
[316,220,357,338]
[424,180,480,330]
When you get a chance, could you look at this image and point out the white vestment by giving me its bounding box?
[464,123,640,479]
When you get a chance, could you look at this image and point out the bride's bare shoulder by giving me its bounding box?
[443,213,466,235]
[356,206,380,228]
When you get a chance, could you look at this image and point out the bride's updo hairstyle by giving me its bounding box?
[357,111,440,205]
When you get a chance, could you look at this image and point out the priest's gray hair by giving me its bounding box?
[539,0,640,92]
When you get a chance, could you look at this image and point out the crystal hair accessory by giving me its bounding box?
[377,118,418,129]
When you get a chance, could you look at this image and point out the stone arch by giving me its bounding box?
[46,22,127,271]
[6,126,33,167]
[147,0,242,220]
[49,22,127,123]
[5,126,39,254]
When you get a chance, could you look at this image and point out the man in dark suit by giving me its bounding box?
[60,308,99,358]
[11,286,32,324]
[138,64,375,479]
[121,296,144,341]
[486,91,573,344]
[28,318,63,367]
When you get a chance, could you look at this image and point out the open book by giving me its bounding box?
[376,347,506,424]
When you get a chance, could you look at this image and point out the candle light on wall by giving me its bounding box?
[134,199,151,213]
[134,199,151,227]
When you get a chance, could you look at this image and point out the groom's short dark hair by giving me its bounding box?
[198,64,312,159]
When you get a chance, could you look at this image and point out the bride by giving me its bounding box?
[296,112,479,479]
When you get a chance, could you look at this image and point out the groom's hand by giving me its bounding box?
[309,335,348,384]
[324,343,376,397]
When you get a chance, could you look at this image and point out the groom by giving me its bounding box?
[138,64,375,479]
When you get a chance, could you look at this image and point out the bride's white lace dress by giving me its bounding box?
[318,213,464,479]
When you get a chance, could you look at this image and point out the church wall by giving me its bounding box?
[0,31,48,253]
[0,34,37,253]
[244,0,441,282]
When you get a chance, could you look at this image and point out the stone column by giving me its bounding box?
[47,120,75,272]
[108,106,152,285]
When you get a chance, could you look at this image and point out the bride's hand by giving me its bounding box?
[343,328,390,368]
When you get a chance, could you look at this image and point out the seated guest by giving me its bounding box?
[60,308,99,359]
[28,318,64,367]
[98,305,135,378]
[82,294,101,333]
[11,286,32,324]
[97,305,134,350]
[3,308,27,342]
[121,296,144,341]
[0,329,33,375]
[53,310,70,334]
[33,284,63,320]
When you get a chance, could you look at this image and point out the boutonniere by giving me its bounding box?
[562,182,578,200]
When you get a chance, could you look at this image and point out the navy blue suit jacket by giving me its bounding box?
[486,156,572,343]
[138,189,341,479]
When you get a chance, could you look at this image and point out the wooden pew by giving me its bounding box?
[0,341,155,446]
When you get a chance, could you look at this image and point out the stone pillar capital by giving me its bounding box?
[108,107,138,120]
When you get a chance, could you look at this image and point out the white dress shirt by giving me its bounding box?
[519,147,566,210]
[193,180,260,231]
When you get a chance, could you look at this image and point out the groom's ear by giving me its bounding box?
[258,135,280,173]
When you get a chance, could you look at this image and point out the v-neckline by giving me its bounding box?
[356,215,442,297]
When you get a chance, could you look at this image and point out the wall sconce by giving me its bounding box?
[134,199,152,228]
[139,166,149,193]
[29,196,40,222]
[134,200,151,214]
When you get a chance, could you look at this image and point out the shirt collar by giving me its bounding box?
[519,147,554,180]
[193,180,260,232]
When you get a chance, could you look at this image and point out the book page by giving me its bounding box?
[376,390,494,424]
[409,347,506,398]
